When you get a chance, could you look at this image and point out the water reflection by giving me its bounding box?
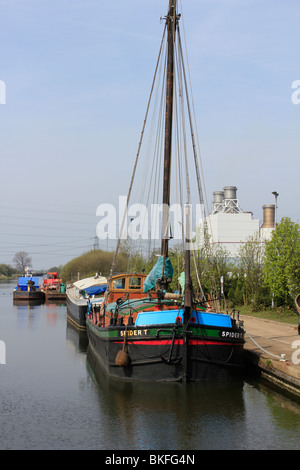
[86,347,246,450]
[1,280,300,450]
[251,379,300,429]
[13,299,63,329]
[13,299,42,329]
[13,299,42,308]
[66,321,89,354]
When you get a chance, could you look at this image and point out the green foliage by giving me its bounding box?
[227,233,271,309]
[59,216,300,311]
[0,263,18,277]
[193,228,234,300]
[47,265,63,275]
[120,240,152,275]
[263,217,300,307]
[60,249,128,283]
[227,273,245,306]
[237,305,298,323]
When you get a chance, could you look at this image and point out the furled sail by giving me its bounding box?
[143,255,173,292]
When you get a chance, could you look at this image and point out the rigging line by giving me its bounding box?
[192,244,206,299]
[173,68,185,251]
[108,22,167,279]
[176,37,205,296]
[175,33,193,276]
[173,50,186,256]
[176,31,190,206]
[129,39,167,267]
[179,0,207,214]
[177,28,202,209]
[179,9,220,295]
[178,8,217,295]
[147,49,167,257]
[134,56,160,204]
[173,88,182,251]
[176,44,204,295]
[178,8,223,306]
[135,36,167,260]
[173,66,185,288]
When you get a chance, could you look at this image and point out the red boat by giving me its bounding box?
[42,272,66,301]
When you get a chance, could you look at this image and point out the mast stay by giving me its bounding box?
[104,0,208,311]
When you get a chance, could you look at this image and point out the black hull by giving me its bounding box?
[45,291,66,302]
[45,294,67,302]
[66,292,87,330]
[86,318,244,383]
[13,291,45,302]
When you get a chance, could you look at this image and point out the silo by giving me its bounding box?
[261,205,275,228]
[213,191,224,203]
[212,191,224,214]
[223,186,237,200]
[223,186,240,213]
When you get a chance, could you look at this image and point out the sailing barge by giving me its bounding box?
[87,271,244,381]
[86,0,245,382]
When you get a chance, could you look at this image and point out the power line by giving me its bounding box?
[0,237,95,248]
[0,214,97,226]
[0,232,94,239]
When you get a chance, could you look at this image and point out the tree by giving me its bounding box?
[13,251,32,273]
[193,228,233,306]
[263,217,300,307]
[0,264,17,277]
[60,249,128,283]
[234,233,267,307]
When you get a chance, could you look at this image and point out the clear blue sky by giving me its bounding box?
[0,0,299,270]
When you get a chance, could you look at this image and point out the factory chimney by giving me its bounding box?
[261,205,275,228]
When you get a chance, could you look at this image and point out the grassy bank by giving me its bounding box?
[236,305,299,325]
[0,276,19,281]
[60,249,128,284]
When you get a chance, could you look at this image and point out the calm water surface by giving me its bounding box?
[0,280,299,450]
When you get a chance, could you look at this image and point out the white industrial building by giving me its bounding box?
[198,186,275,258]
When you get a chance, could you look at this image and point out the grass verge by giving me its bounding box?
[235,305,299,325]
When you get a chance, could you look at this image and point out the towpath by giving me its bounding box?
[242,315,300,396]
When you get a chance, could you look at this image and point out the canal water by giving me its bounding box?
[0,280,299,451]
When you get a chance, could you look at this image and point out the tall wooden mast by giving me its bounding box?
[160,1,192,381]
[161,0,176,262]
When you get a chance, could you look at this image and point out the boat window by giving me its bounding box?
[129,277,141,289]
[112,277,126,290]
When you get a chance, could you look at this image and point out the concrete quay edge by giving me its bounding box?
[240,315,300,398]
